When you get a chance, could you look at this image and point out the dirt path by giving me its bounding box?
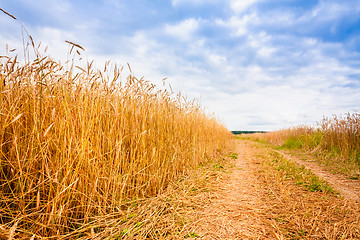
[186,138,360,239]
[187,140,277,239]
[274,150,360,202]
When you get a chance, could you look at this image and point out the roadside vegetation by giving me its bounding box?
[247,113,360,177]
[236,116,360,238]
[269,151,335,193]
[250,140,360,239]
[0,20,231,238]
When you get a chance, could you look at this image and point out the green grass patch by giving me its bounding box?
[282,137,304,149]
[270,152,334,194]
[229,152,238,159]
[185,232,199,238]
[349,176,360,180]
[278,131,323,150]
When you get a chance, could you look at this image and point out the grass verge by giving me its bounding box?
[269,151,335,194]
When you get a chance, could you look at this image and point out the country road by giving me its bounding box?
[185,139,360,239]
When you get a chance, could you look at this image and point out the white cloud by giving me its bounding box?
[171,0,220,7]
[208,53,227,66]
[0,16,23,55]
[230,0,258,14]
[164,18,199,41]
[35,27,77,59]
[257,46,276,58]
[204,61,360,131]
[216,13,257,36]
[313,1,356,20]
[259,1,360,34]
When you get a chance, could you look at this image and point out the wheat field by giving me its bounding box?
[248,113,360,174]
[0,43,231,238]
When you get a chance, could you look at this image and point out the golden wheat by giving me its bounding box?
[0,47,231,238]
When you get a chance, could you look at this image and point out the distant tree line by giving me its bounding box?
[231,131,268,135]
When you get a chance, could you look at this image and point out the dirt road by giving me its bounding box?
[188,140,275,239]
[186,139,360,239]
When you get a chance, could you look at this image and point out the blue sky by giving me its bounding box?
[1,0,360,131]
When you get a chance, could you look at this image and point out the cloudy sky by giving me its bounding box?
[1,0,360,131]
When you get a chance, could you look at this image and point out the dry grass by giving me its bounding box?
[320,114,360,162]
[248,125,313,146]
[0,41,231,238]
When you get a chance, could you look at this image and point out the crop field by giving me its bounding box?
[0,42,231,238]
[248,113,360,177]
[1,50,360,239]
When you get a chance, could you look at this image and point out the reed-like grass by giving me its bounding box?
[248,113,360,174]
[320,113,360,161]
[0,46,231,238]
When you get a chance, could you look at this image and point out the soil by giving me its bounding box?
[187,139,277,239]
